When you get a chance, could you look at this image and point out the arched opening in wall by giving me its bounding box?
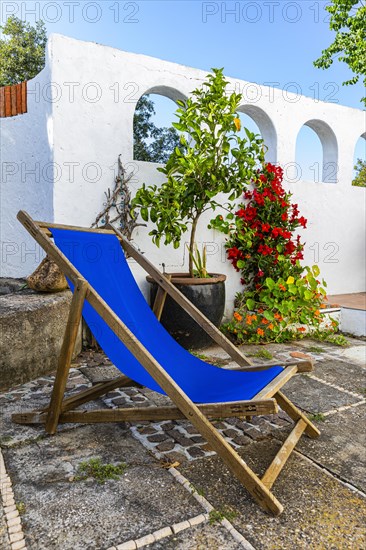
[352,134,366,187]
[295,119,338,183]
[133,86,186,163]
[237,105,277,163]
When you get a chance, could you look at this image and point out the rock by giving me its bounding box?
[26,256,68,292]
[290,351,312,360]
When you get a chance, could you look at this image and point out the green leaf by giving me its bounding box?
[263,310,274,321]
[312,265,320,277]
[304,290,312,300]
[266,278,275,290]
[140,207,149,222]
[246,298,255,311]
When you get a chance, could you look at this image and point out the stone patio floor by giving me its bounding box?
[0,337,365,549]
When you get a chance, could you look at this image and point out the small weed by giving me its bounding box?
[189,483,205,497]
[252,349,273,360]
[16,502,26,515]
[314,332,348,347]
[209,507,237,525]
[0,435,13,446]
[191,352,209,361]
[308,346,326,353]
[359,388,366,396]
[190,351,221,367]
[309,413,326,422]
[75,457,127,484]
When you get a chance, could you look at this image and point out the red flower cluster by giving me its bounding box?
[226,162,307,290]
[227,246,244,271]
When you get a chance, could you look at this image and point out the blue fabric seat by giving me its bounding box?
[52,229,283,403]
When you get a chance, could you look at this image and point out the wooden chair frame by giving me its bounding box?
[12,211,320,516]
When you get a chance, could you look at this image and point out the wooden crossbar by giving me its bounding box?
[12,398,278,425]
[12,210,321,516]
[42,375,140,414]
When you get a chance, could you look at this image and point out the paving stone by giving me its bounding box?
[179,438,366,550]
[136,533,155,547]
[166,430,192,447]
[298,404,366,492]
[172,520,190,534]
[283,375,361,414]
[112,397,127,406]
[156,442,175,452]
[225,418,238,426]
[152,526,172,541]
[139,427,157,435]
[233,435,251,446]
[212,422,227,430]
[190,436,205,443]
[123,389,138,396]
[223,429,239,439]
[184,425,199,435]
[187,446,206,459]
[147,433,168,443]
[149,521,242,549]
[160,422,176,432]
[244,428,268,441]
[80,365,121,384]
[3,425,202,549]
[165,451,188,464]
[9,532,24,543]
[312,359,366,395]
[131,396,146,402]
[116,542,136,550]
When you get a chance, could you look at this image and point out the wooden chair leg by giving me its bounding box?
[45,279,88,434]
[152,274,171,321]
[261,419,307,489]
[275,391,320,439]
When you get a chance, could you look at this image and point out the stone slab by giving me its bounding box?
[3,424,202,550]
[149,521,242,549]
[179,439,366,550]
[0,371,97,448]
[312,359,366,395]
[298,404,366,492]
[282,375,361,414]
[80,365,121,384]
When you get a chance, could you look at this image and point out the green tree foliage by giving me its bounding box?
[314,0,366,106]
[132,68,265,276]
[352,158,366,186]
[133,95,181,163]
[0,17,47,86]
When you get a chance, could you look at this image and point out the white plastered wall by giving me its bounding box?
[1,34,365,316]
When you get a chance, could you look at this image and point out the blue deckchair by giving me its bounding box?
[13,211,320,516]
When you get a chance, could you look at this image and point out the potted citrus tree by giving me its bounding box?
[131,68,264,348]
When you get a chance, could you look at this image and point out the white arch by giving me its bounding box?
[138,85,187,104]
[301,119,338,183]
[237,104,277,163]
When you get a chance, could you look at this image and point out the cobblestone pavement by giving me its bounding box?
[0,338,365,549]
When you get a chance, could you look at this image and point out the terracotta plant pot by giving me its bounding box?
[147,273,226,350]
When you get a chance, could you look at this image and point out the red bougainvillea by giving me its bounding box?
[213,162,307,294]
[211,162,337,344]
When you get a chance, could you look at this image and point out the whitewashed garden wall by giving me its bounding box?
[1,34,365,317]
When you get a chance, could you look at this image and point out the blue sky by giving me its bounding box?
[3,0,365,177]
